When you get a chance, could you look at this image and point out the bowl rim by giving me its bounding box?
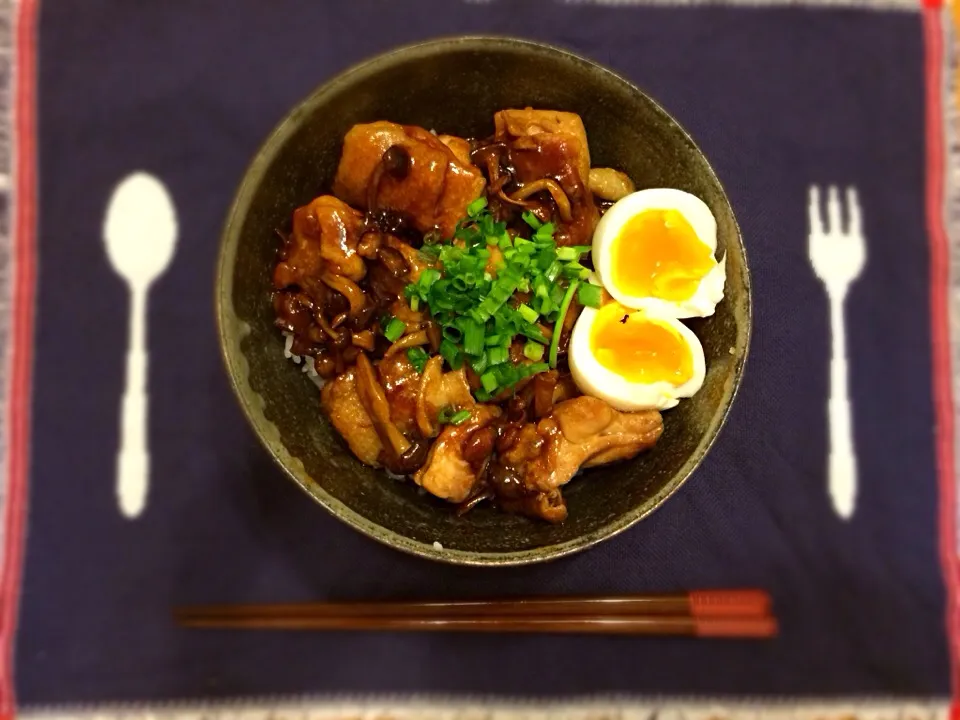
[216,34,752,567]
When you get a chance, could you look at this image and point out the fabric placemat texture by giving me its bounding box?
[0,0,956,717]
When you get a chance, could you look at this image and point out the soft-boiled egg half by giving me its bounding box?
[569,301,706,412]
[592,188,725,319]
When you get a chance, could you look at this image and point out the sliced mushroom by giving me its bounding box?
[588,167,635,202]
[351,330,375,351]
[320,272,367,316]
[415,356,444,438]
[384,235,434,282]
[354,352,411,462]
[384,329,428,358]
[509,178,573,224]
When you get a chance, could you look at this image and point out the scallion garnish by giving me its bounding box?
[466,196,488,217]
[403,205,598,397]
[577,282,604,309]
[524,341,545,361]
[462,317,485,357]
[448,409,472,425]
[550,280,580,369]
[384,317,406,342]
[517,303,539,324]
[407,347,429,373]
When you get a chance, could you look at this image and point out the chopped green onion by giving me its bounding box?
[562,262,589,279]
[470,352,489,375]
[550,280,580,369]
[448,409,472,425]
[419,268,440,289]
[514,237,535,253]
[533,293,553,316]
[520,324,549,344]
[517,303,539,324]
[442,325,463,343]
[466,196,488,217]
[522,362,550,378]
[437,406,472,425]
[522,211,542,229]
[399,204,599,397]
[534,223,556,242]
[494,363,520,388]
[545,260,562,282]
[578,283,603,309]
[487,346,508,366]
[550,283,566,305]
[384,317,406,342]
[439,338,462,370]
[524,341,545,361]
[537,249,557,270]
[407,347,429,373]
[420,243,441,259]
[462,318,484,356]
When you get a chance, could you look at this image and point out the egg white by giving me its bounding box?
[568,304,706,411]
[592,188,726,319]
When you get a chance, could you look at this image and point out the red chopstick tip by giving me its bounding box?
[694,615,778,638]
[688,590,771,617]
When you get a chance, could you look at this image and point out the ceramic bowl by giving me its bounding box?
[216,36,751,566]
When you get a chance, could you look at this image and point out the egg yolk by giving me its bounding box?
[610,209,716,301]
[590,304,693,385]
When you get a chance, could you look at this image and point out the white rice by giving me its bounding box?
[282,332,302,364]
[283,332,325,388]
[432,541,443,551]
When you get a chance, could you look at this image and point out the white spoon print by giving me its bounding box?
[103,172,178,518]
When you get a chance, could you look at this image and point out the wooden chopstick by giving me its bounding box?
[175,590,769,620]
[174,590,776,638]
[176,613,777,637]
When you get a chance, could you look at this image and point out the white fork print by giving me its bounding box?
[807,185,866,519]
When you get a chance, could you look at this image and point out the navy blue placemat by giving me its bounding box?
[10,0,951,708]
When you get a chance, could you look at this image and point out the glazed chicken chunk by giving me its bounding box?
[493,109,599,246]
[494,109,591,185]
[414,405,501,503]
[502,396,663,491]
[333,121,485,238]
[273,195,367,289]
[490,396,663,521]
[320,367,383,467]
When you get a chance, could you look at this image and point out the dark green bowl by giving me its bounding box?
[216,36,751,566]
